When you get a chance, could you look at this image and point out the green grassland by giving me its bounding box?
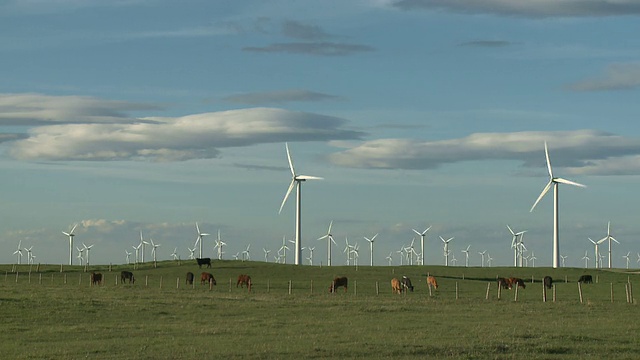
[1,261,639,359]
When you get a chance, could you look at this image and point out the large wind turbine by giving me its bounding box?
[278,143,323,265]
[412,226,431,266]
[600,221,619,269]
[530,142,586,269]
[317,221,337,266]
[62,224,78,266]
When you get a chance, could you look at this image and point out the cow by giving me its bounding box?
[509,277,526,289]
[497,277,510,289]
[196,258,212,268]
[120,271,135,284]
[578,275,593,284]
[426,275,439,290]
[200,272,216,286]
[543,276,553,289]
[90,272,102,286]
[329,276,348,293]
[391,278,402,294]
[185,272,194,285]
[237,274,252,292]
[401,276,414,292]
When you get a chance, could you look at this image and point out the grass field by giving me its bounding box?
[1,261,639,359]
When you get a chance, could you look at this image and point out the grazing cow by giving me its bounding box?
[543,276,553,289]
[120,271,135,284]
[426,276,439,290]
[185,272,194,285]
[196,257,212,268]
[391,278,402,294]
[401,276,414,292]
[329,276,348,293]
[578,275,593,284]
[237,274,252,292]
[200,272,216,286]
[90,272,102,286]
[509,277,526,289]
[497,277,510,289]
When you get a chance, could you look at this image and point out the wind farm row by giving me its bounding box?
[5,142,635,270]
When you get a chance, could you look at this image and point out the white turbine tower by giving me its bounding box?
[623,252,631,269]
[214,230,225,260]
[588,237,606,269]
[76,247,84,266]
[133,243,142,264]
[150,239,160,262]
[600,221,619,269]
[486,253,493,267]
[530,141,586,269]
[279,236,290,264]
[83,243,94,266]
[307,246,315,265]
[412,226,431,265]
[125,250,132,264]
[530,252,537,267]
[278,143,323,265]
[25,246,34,264]
[440,236,454,266]
[317,221,337,266]
[507,225,526,267]
[195,223,209,259]
[13,240,23,265]
[582,250,590,268]
[364,233,378,266]
[263,248,271,262]
[478,250,487,268]
[461,245,471,267]
[62,224,78,266]
[386,252,393,266]
[139,231,149,263]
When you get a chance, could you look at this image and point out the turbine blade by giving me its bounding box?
[506,225,515,235]
[530,181,552,212]
[285,143,295,177]
[555,177,586,188]
[544,141,553,178]
[279,179,296,214]
[297,175,323,180]
[328,220,333,234]
[412,229,421,236]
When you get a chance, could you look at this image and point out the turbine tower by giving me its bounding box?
[279,143,323,265]
[530,141,586,269]
[364,233,378,266]
[62,224,78,266]
[195,223,209,259]
[600,221,619,269]
[588,237,606,269]
[412,226,431,266]
[317,221,337,266]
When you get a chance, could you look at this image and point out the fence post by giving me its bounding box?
[176,277,180,289]
[543,283,547,302]
[428,283,433,297]
[78,273,82,285]
[578,282,583,304]
[145,275,148,287]
[485,282,491,300]
[267,279,270,293]
[553,284,556,302]
[514,286,519,302]
[15,271,19,283]
[159,276,163,289]
[376,281,379,295]
[625,283,630,303]
[39,273,42,285]
[229,278,232,293]
[455,282,459,300]
[310,280,313,294]
[354,280,357,296]
[288,280,292,295]
[497,283,502,300]
[610,282,614,303]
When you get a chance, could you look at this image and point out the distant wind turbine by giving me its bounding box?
[582,250,590,269]
[600,221,619,269]
[507,225,526,267]
[139,231,149,263]
[170,247,178,260]
[195,223,209,259]
[530,141,586,269]
[62,224,78,266]
[13,240,23,265]
[478,250,487,268]
[386,252,393,266]
[486,253,493,267]
[150,239,160,262]
[278,143,323,265]
[83,243,94,266]
[263,248,271,262]
[623,252,631,269]
[412,226,431,266]
[560,254,567,267]
[588,237,606,269]
[364,233,378,266]
[125,250,132,264]
[440,236,454,266]
[461,245,471,267]
[317,221,337,266]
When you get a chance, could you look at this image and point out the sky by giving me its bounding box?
[1,0,640,269]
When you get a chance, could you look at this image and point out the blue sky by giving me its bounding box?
[1,0,640,268]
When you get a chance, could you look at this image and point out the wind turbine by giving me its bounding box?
[412,226,431,266]
[139,231,149,263]
[263,248,271,262]
[170,248,178,260]
[76,247,84,266]
[194,223,209,259]
[588,237,606,269]
[560,254,567,267]
[125,250,132,264]
[440,236,454,266]
[600,221,619,269]
[83,243,94,266]
[507,225,526,267]
[344,237,352,266]
[278,143,323,265]
[13,240,23,265]
[451,254,458,266]
[623,252,631,269]
[530,141,586,268]
[187,246,196,260]
[478,250,487,268]
[24,246,34,265]
[150,239,160,262]
[307,246,315,265]
[133,243,142,263]
[582,250,590,269]
[386,252,393,266]
[317,221,337,266]
[214,229,225,260]
[242,244,251,261]
[364,233,378,266]
[461,245,471,267]
[62,224,78,266]
[529,252,537,267]
[279,236,290,264]
[486,253,493,267]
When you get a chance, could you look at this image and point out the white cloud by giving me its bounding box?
[566,62,640,91]
[9,107,364,161]
[391,0,640,18]
[327,130,640,175]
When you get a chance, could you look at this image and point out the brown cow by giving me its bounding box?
[90,272,102,286]
[185,272,194,285]
[497,277,510,289]
[329,276,348,293]
[200,272,216,286]
[509,277,526,289]
[391,278,402,294]
[426,275,439,289]
[237,274,252,292]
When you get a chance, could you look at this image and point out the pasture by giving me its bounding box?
[1,261,640,359]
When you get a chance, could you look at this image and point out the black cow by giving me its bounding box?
[120,271,135,284]
[186,272,194,285]
[90,272,102,286]
[543,276,553,289]
[578,275,593,283]
[401,276,414,292]
[196,258,211,268]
